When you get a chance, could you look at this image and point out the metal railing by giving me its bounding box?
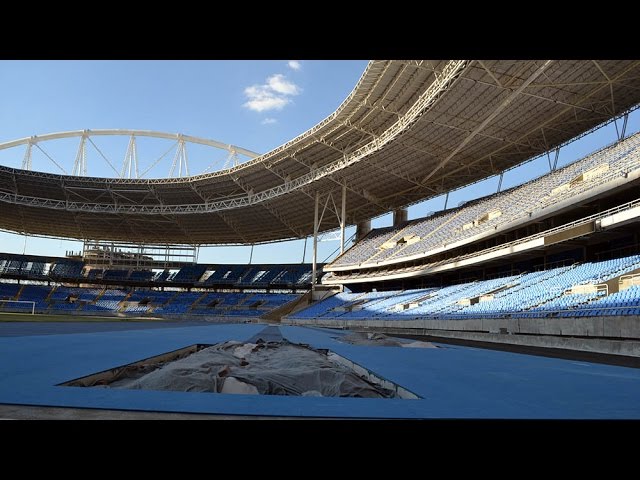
[291,304,640,322]
[620,273,640,286]
[400,304,640,320]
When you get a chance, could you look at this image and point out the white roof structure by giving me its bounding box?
[1,60,639,245]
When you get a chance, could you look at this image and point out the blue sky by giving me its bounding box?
[0,60,638,265]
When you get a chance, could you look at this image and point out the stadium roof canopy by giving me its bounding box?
[1,60,640,245]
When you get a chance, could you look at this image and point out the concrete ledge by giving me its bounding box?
[284,315,640,357]
[285,315,640,340]
[374,329,640,358]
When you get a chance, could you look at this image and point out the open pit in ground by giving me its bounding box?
[63,339,420,399]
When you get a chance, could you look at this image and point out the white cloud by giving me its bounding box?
[261,117,277,125]
[288,60,301,71]
[267,74,300,95]
[243,85,289,112]
[243,73,301,113]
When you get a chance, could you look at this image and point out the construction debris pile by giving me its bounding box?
[107,340,398,398]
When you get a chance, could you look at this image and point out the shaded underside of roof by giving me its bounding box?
[1,59,640,244]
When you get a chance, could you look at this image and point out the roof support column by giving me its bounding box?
[340,184,347,255]
[312,191,319,293]
[393,207,408,228]
[356,219,371,242]
[618,111,629,141]
[546,146,560,173]
[302,237,307,263]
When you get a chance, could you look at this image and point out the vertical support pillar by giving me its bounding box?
[302,237,307,263]
[443,192,450,210]
[552,147,560,171]
[392,208,408,228]
[311,191,319,292]
[340,184,346,255]
[356,219,371,242]
[73,136,87,176]
[621,112,629,141]
[22,142,33,171]
[249,244,254,265]
[614,112,629,142]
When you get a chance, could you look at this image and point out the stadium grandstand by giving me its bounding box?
[0,251,313,319]
[2,59,640,419]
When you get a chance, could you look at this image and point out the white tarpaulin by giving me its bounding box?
[107,340,397,398]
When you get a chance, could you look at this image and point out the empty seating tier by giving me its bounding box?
[291,254,640,321]
[330,132,640,269]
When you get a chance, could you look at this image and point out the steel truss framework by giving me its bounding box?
[1,60,640,246]
[82,240,198,269]
[5,129,260,179]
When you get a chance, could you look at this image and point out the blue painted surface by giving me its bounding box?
[0,322,639,418]
[0,321,211,337]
